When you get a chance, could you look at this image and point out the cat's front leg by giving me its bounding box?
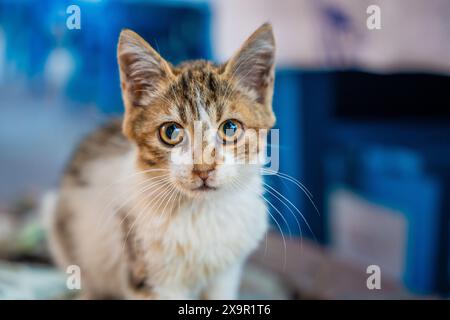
[202,262,243,300]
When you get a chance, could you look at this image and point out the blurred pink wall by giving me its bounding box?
[212,0,450,74]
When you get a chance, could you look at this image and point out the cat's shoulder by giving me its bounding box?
[63,118,131,186]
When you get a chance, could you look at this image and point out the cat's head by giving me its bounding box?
[117,23,276,198]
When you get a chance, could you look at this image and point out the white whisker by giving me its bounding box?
[261,168,320,216]
[263,181,317,242]
[262,184,304,251]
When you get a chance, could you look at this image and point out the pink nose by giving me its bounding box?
[193,169,213,181]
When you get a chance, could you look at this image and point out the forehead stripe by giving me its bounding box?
[196,89,212,128]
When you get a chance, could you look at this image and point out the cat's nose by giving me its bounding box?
[193,168,214,181]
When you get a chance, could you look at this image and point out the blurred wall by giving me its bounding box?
[213,0,450,73]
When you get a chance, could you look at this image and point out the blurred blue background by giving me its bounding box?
[1,0,450,298]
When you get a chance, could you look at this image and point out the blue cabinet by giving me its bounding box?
[268,69,450,295]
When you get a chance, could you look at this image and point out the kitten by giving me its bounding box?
[48,23,276,299]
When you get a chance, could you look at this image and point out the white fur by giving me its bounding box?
[49,148,268,299]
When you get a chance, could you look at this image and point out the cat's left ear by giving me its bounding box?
[224,23,276,106]
[117,29,174,109]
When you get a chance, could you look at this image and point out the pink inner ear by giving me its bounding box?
[118,30,174,108]
[225,24,275,105]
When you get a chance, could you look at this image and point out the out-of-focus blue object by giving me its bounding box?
[270,69,450,296]
[0,0,212,113]
[324,103,450,296]
[325,145,446,295]
[266,70,330,241]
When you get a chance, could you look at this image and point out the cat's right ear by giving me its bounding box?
[117,29,174,108]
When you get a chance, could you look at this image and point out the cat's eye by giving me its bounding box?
[159,122,185,146]
[218,119,243,143]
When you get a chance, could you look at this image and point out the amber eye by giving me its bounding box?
[159,122,184,146]
[218,119,243,143]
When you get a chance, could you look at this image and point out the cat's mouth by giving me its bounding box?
[192,184,217,192]
[173,181,218,197]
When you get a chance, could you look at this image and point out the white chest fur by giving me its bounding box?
[134,178,268,288]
